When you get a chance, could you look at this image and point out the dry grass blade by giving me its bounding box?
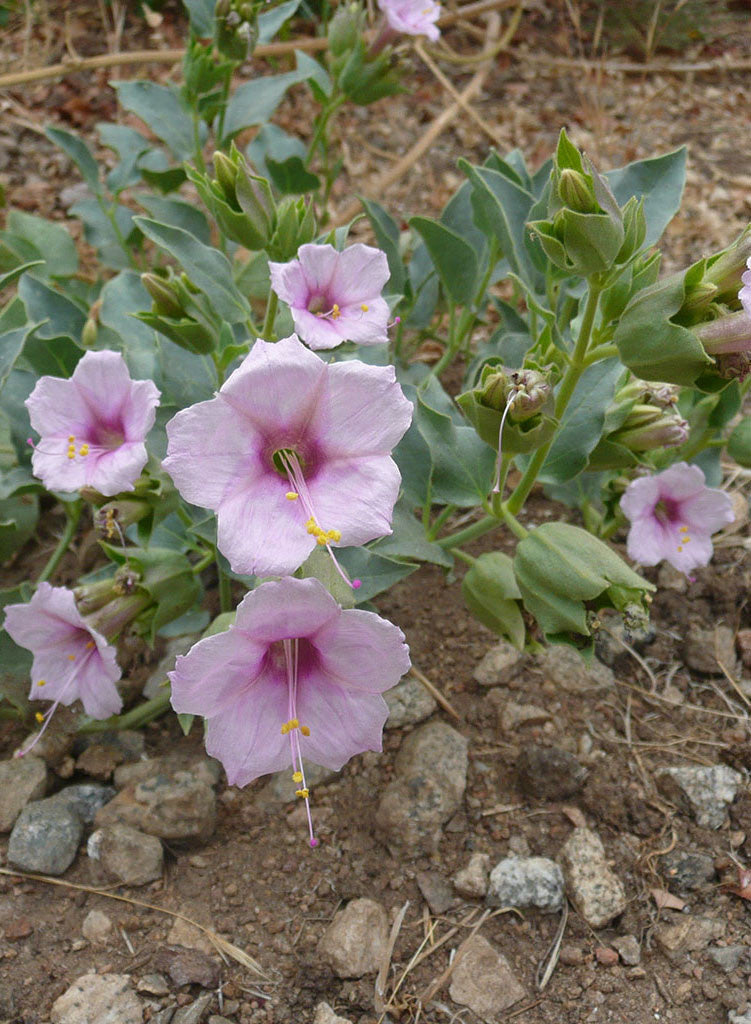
[535,900,568,991]
[375,899,410,1015]
[410,665,461,721]
[417,908,492,1006]
[0,866,269,980]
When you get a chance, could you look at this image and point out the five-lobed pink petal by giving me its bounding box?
[26,350,160,497]
[168,576,410,787]
[3,582,122,719]
[162,334,413,578]
[620,461,734,573]
[269,243,391,350]
[377,0,442,40]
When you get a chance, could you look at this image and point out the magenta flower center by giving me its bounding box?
[653,496,680,524]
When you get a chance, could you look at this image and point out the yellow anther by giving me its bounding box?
[37,680,46,687]
[677,545,683,551]
[68,654,75,661]
[79,444,89,457]
[281,723,288,735]
[326,529,341,543]
[295,788,309,799]
[683,536,691,544]
[306,518,318,535]
[316,534,328,545]
[290,718,299,729]
[286,491,299,501]
[292,771,303,783]
[331,303,341,320]
[35,712,44,724]
[360,304,369,312]
[86,640,95,649]
[680,525,689,533]
[68,435,75,443]
[300,725,310,737]
[67,447,76,460]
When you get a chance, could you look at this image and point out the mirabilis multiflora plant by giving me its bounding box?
[1,0,751,843]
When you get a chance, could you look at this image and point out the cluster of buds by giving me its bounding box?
[457,364,555,455]
[188,147,316,260]
[215,0,259,60]
[140,271,218,354]
[327,3,404,106]
[529,130,645,279]
[589,378,688,470]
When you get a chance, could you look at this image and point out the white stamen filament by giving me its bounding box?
[15,648,93,759]
[283,638,318,848]
[491,390,520,495]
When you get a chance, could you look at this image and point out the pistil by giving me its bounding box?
[282,638,318,848]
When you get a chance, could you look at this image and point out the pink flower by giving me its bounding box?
[621,462,734,573]
[163,334,412,579]
[4,583,122,754]
[740,256,751,317]
[269,244,390,350]
[169,576,410,845]
[377,0,441,40]
[26,350,160,496]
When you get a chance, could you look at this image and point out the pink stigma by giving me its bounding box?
[26,438,34,448]
[352,579,362,589]
[309,838,319,848]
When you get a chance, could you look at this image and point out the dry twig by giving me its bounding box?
[409,665,461,721]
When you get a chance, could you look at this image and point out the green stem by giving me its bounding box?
[216,549,232,613]
[506,279,603,516]
[427,504,456,541]
[261,290,279,341]
[451,547,477,567]
[436,513,499,549]
[499,502,528,539]
[78,688,172,734]
[191,550,214,575]
[583,342,618,366]
[192,112,206,174]
[36,500,83,585]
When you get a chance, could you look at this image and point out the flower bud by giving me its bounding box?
[87,592,151,641]
[329,3,363,56]
[703,227,751,304]
[695,309,751,356]
[612,406,689,451]
[507,369,552,423]
[557,168,598,214]
[142,273,184,319]
[94,499,150,540]
[213,150,239,206]
[268,197,317,261]
[74,578,120,617]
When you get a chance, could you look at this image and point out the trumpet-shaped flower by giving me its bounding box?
[26,350,160,496]
[621,461,734,573]
[4,583,122,755]
[163,334,412,579]
[377,0,441,40]
[169,576,410,845]
[269,244,390,350]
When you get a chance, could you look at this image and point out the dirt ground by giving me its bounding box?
[2,2,751,1023]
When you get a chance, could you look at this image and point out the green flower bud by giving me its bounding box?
[268,197,317,261]
[213,150,239,206]
[142,273,184,319]
[87,592,152,641]
[611,405,689,451]
[94,499,151,541]
[457,364,556,454]
[702,226,751,304]
[328,3,363,57]
[695,309,751,356]
[557,168,598,214]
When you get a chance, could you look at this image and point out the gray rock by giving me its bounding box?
[87,824,163,886]
[488,856,564,912]
[658,764,742,829]
[453,852,491,899]
[655,915,725,957]
[114,755,221,791]
[449,934,525,1020]
[661,849,716,891]
[8,797,83,875]
[94,770,216,841]
[317,898,389,978]
[594,611,655,666]
[50,783,116,825]
[708,945,747,973]
[559,828,627,929]
[81,909,114,945]
[539,645,614,693]
[172,993,214,1024]
[500,701,551,733]
[517,745,586,801]
[384,675,436,729]
[0,755,48,831]
[684,625,737,675]
[473,642,524,686]
[313,1003,353,1024]
[729,1011,751,1024]
[612,934,641,966]
[416,870,456,914]
[136,975,170,996]
[256,761,338,805]
[59,182,93,209]
[50,973,143,1024]
[375,722,468,854]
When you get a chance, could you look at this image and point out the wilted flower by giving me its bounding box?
[163,334,412,580]
[4,583,122,755]
[621,462,734,573]
[26,350,160,496]
[269,244,390,350]
[377,0,441,39]
[169,576,410,845]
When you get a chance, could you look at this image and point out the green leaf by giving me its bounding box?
[18,275,86,342]
[606,147,686,247]
[337,547,418,603]
[0,583,33,712]
[98,271,160,382]
[266,156,321,195]
[0,321,40,397]
[409,216,478,305]
[0,260,44,290]
[137,194,211,245]
[0,492,38,562]
[135,216,251,324]
[183,0,216,36]
[371,498,453,568]
[70,198,139,270]
[462,551,525,648]
[246,123,307,180]
[538,358,623,483]
[45,126,100,191]
[360,196,406,296]
[140,165,188,194]
[6,211,78,278]
[113,80,196,160]
[728,417,751,468]
[98,122,151,193]
[258,0,302,42]
[221,61,314,145]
